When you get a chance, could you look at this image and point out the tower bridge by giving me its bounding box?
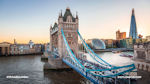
[47,7,136,84]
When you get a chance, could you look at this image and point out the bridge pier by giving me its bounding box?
[139,64,142,69]
[148,64,150,72]
[41,52,49,62]
[48,57,70,69]
[43,52,71,70]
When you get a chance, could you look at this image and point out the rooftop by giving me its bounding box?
[63,7,76,22]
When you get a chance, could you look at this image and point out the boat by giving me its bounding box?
[112,50,121,53]
[120,54,133,58]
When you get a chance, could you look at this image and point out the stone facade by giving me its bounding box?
[47,7,79,69]
[50,7,79,58]
[134,42,150,60]
[134,42,150,72]
[0,42,11,56]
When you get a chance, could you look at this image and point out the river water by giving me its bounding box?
[0,52,134,84]
[86,52,134,66]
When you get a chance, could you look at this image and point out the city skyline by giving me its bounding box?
[0,0,150,43]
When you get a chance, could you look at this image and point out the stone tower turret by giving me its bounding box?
[49,7,79,69]
[57,7,79,58]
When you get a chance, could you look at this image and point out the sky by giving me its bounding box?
[0,0,150,43]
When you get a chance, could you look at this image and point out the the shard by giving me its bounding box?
[129,8,138,39]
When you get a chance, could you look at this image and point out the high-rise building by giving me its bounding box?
[116,29,126,40]
[129,8,138,39]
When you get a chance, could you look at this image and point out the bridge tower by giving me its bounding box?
[49,7,79,69]
[58,7,79,58]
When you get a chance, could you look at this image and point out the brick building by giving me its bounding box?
[116,29,126,40]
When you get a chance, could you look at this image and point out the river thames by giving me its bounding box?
[0,52,144,84]
[0,55,88,84]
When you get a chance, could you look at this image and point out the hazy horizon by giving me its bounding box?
[0,0,150,43]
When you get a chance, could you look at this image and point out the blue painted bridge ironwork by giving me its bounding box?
[61,28,136,84]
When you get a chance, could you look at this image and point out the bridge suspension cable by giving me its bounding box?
[77,29,113,67]
[61,28,85,69]
[76,29,135,77]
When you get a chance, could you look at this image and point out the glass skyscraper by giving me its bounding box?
[129,8,138,39]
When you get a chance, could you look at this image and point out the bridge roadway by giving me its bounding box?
[63,57,113,84]
[62,57,133,84]
[60,28,136,84]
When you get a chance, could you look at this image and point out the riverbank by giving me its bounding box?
[80,48,133,53]
[0,52,43,57]
[94,48,133,52]
[137,69,150,84]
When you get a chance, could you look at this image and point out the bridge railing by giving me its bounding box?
[63,57,104,84]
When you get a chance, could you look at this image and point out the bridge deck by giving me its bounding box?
[60,28,136,84]
[62,57,117,84]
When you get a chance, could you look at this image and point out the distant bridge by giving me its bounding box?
[94,48,133,52]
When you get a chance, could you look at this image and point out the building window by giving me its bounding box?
[68,41,71,44]
[137,51,146,59]
[68,33,71,37]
